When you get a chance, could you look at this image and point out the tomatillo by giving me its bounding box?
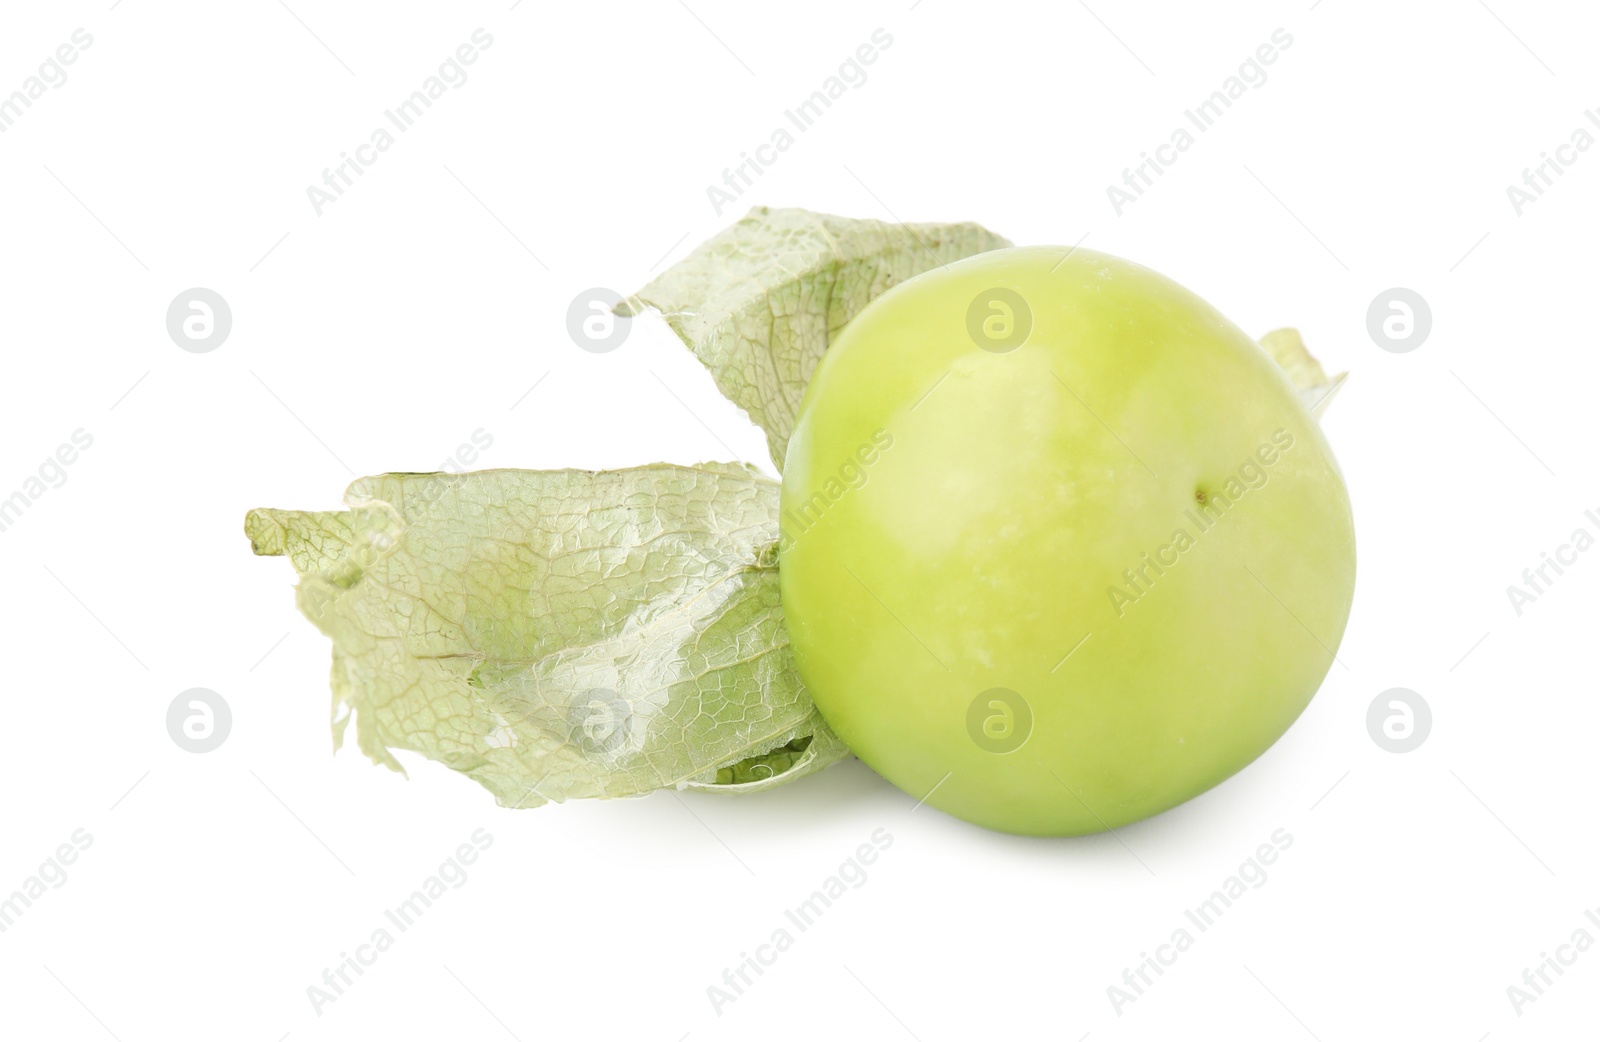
[778,246,1355,836]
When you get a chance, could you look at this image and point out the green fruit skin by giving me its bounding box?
[778,246,1355,837]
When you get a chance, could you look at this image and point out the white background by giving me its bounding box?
[0,1,1594,1039]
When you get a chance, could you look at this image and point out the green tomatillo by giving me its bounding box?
[778,246,1355,836]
